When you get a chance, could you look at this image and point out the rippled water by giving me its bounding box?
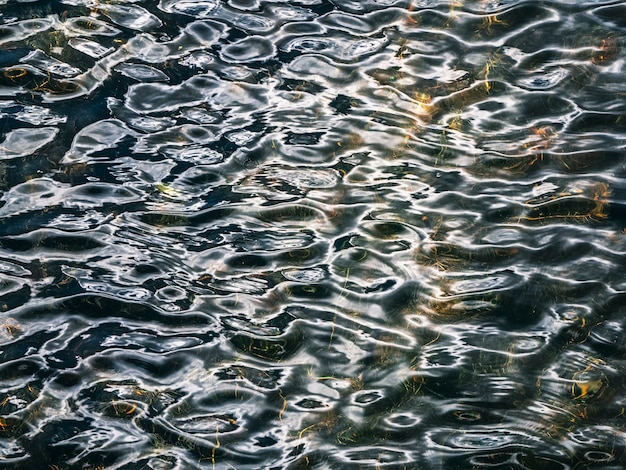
[1,0,626,468]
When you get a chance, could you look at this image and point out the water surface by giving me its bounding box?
[1,0,626,468]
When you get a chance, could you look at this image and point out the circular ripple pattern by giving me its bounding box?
[1,0,626,468]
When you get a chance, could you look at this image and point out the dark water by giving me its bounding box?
[0,0,626,468]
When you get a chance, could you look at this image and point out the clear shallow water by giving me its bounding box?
[0,0,626,468]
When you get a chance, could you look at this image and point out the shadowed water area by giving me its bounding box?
[0,0,625,468]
